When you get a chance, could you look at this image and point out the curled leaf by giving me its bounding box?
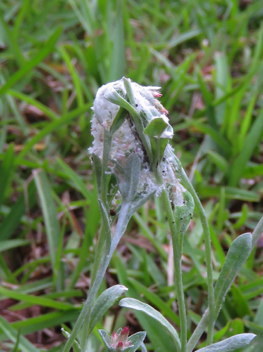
[119,298,181,352]
[197,333,256,352]
[88,285,128,334]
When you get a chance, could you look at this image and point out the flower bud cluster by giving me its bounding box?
[89,78,186,206]
[110,327,131,351]
[88,79,168,196]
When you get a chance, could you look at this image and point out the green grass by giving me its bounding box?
[0,0,263,351]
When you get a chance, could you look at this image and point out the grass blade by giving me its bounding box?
[0,27,62,97]
[16,103,91,163]
[33,170,64,291]
[109,0,125,81]
[0,143,15,208]
[229,108,263,186]
[119,297,181,352]
[0,316,41,352]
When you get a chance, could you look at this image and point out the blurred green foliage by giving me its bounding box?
[0,0,263,351]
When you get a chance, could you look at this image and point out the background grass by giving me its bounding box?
[0,0,263,351]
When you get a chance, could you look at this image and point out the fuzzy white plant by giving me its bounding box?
[62,78,258,352]
[88,78,187,205]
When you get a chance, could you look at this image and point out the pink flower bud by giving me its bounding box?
[154,99,169,115]
[152,91,162,97]
[120,327,129,336]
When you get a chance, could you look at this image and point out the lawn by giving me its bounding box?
[0,0,263,351]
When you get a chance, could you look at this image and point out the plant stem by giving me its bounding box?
[62,202,131,352]
[179,167,214,347]
[101,129,112,205]
[187,310,209,352]
[161,187,187,352]
[91,130,112,285]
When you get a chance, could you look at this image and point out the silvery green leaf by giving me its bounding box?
[214,233,252,317]
[120,154,141,202]
[92,154,102,196]
[97,199,112,248]
[123,77,136,105]
[98,330,111,349]
[106,82,153,162]
[119,298,181,351]
[129,190,156,216]
[150,137,168,166]
[197,333,256,352]
[140,343,147,352]
[111,159,125,175]
[61,328,81,352]
[83,334,101,352]
[105,88,138,117]
[174,190,195,236]
[88,285,128,334]
[144,117,168,138]
[126,331,147,352]
[110,107,127,135]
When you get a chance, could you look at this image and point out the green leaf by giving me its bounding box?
[185,119,231,155]
[214,52,229,126]
[115,256,176,352]
[98,330,112,350]
[0,239,30,252]
[105,88,137,116]
[16,103,91,163]
[120,154,141,202]
[105,79,152,161]
[110,106,127,135]
[174,190,195,237]
[150,137,168,166]
[0,143,15,208]
[59,46,85,127]
[0,310,79,339]
[8,89,59,121]
[229,108,263,186]
[61,328,81,352]
[56,158,91,201]
[0,12,26,67]
[0,27,62,97]
[0,286,73,310]
[231,286,251,318]
[97,199,112,247]
[109,1,125,81]
[197,185,259,202]
[214,233,252,317]
[119,298,181,352]
[129,190,156,216]
[128,278,180,326]
[33,170,64,291]
[0,316,41,352]
[166,29,201,49]
[197,333,256,352]
[206,150,228,174]
[127,331,147,352]
[92,154,102,197]
[144,118,168,138]
[88,285,128,334]
[0,171,36,242]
